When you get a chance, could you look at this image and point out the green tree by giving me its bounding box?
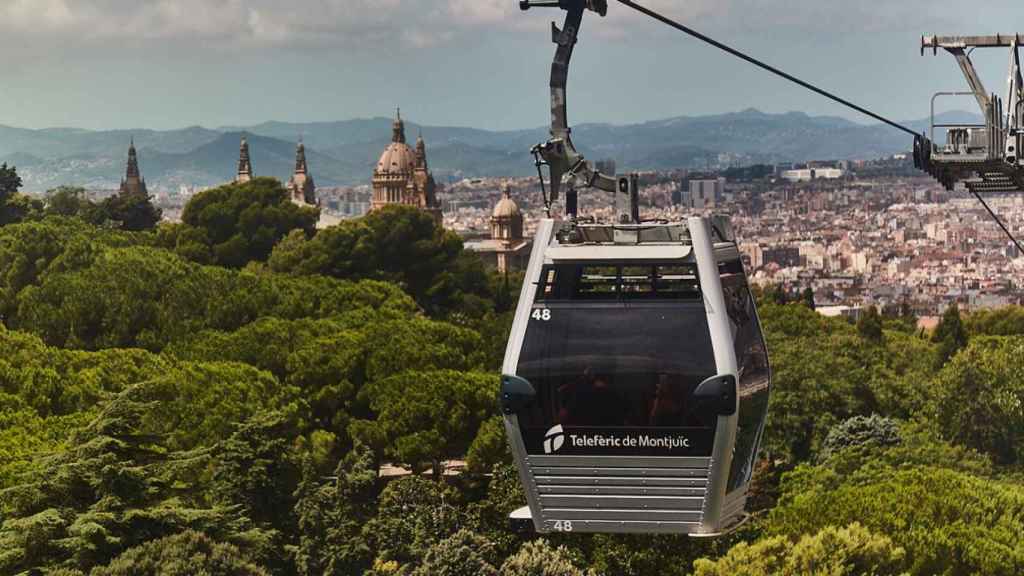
[464,463,532,560]
[0,217,145,321]
[44,186,93,218]
[965,305,1024,336]
[412,529,498,576]
[857,305,884,342]
[578,533,718,576]
[211,411,303,547]
[932,302,968,365]
[0,377,274,574]
[0,393,92,490]
[0,162,21,202]
[760,334,868,460]
[693,523,906,576]
[0,326,171,419]
[899,297,918,329]
[365,476,467,569]
[181,177,318,268]
[767,456,1024,575]
[818,414,901,462]
[0,163,43,225]
[467,416,512,474]
[767,284,789,305]
[101,190,162,231]
[755,300,939,462]
[90,531,269,576]
[363,317,485,381]
[495,274,514,313]
[801,286,815,310]
[11,241,415,352]
[268,204,491,316]
[499,540,584,576]
[353,370,498,476]
[0,163,24,223]
[293,444,377,576]
[929,336,1024,465]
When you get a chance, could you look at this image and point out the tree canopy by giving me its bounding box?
[2,198,1024,574]
[269,204,491,316]
[177,177,319,268]
[0,163,42,226]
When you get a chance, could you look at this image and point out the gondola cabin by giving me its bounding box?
[500,216,770,535]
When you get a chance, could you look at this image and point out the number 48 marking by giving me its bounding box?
[552,520,573,532]
[532,309,552,321]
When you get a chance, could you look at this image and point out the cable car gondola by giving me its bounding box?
[500,0,771,536]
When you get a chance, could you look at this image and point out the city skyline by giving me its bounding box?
[0,0,1021,131]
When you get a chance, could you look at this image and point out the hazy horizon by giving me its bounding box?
[0,107,985,134]
[0,0,1020,131]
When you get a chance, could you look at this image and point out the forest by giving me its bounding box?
[2,168,1024,575]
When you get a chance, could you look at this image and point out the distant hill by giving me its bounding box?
[0,109,981,192]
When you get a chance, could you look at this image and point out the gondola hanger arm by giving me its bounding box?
[521,0,621,220]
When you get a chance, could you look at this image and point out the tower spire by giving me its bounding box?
[392,107,406,144]
[119,138,148,197]
[126,138,140,179]
[415,130,427,169]
[294,139,308,174]
[287,138,316,206]
[237,136,253,183]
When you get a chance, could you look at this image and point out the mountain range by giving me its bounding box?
[0,109,979,192]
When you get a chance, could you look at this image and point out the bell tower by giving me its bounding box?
[119,138,148,196]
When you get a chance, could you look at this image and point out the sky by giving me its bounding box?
[0,0,1021,131]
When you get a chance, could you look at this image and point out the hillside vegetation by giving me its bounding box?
[2,177,1024,575]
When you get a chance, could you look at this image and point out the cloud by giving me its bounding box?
[0,0,1006,50]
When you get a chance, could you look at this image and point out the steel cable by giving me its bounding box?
[615,0,1024,254]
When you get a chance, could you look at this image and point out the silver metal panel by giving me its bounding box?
[502,218,556,533]
[534,475,707,487]
[527,451,713,532]
[526,455,710,468]
[923,34,1024,49]
[689,217,740,533]
[510,506,532,520]
[541,508,704,522]
[536,520,704,534]
[502,218,555,374]
[532,466,710,478]
[540,495,704,510]
[545,244,692,262]
[539,485,707,497]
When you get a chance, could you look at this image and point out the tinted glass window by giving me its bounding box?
[514,302,719,456]
[536,263,700,301]
[722,271,771,492]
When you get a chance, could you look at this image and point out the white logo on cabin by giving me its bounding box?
[543,425,565,454]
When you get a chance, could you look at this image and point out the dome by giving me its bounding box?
[493,188,521,219]
[375,108,416,176]
[376,142,416,175]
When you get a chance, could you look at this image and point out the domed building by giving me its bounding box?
[491,187,524,243]
[371,109,442,223]
[465,185,531,274]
